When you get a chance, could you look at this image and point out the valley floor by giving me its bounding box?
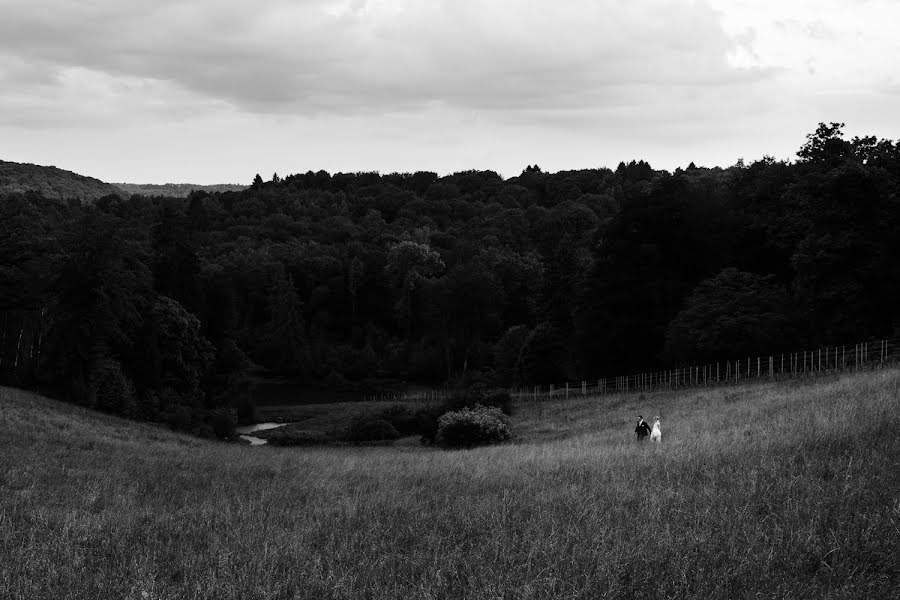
[1,370,898,599]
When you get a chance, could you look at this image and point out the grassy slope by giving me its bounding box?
[2,372,898,600]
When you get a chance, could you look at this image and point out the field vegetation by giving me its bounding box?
[5,124,900,444]
[3,369,899,598]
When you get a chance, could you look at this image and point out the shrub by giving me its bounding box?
[436,404,512,448]
[344,418,401,443]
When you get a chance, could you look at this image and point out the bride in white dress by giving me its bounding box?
[650,416,662,443]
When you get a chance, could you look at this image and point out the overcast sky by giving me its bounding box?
[1,0,898,184]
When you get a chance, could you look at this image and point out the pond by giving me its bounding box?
[235,422,292,446]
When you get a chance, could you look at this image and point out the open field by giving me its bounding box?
[2,371,899,599]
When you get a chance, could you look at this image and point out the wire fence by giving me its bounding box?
[362,336,900,403]
[507,337,900,402]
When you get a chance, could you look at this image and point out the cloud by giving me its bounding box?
[0,0,768,127]
[3,0,899,184]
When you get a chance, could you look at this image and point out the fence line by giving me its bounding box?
[507,337,900,403]
[364,336,900,403]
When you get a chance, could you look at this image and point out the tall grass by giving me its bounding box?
[2,370,898,599]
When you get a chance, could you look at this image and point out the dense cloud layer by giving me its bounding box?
[0,0,898,182]
[0,0,766,124]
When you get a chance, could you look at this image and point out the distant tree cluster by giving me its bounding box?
[113,183,248,198]
[2,123,899,435]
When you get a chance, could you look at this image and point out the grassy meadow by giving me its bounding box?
[2,370,899,599]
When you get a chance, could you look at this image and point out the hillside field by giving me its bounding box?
[1,371,898,599]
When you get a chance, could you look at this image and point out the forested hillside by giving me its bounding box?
[2,123,899,436]
[114,182,248,198]
[0,159,124,201]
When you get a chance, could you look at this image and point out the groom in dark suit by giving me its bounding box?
[635,415,652,441]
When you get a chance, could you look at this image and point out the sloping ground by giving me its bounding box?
[0,160,123,202]
[1,371,898,599]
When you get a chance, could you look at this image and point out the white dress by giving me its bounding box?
[650,421,662,442]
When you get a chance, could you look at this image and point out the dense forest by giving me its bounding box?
[2,123,899,437]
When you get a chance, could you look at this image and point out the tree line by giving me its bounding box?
[1,123,899,436]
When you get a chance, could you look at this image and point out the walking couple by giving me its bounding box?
[635,415,661,443]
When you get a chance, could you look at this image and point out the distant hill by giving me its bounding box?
[113,182,248,197]
[0,159,124,202]
[0,160,248,201]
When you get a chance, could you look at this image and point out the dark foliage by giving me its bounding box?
[263,428,332,446]
[414,406,444,445]
[664,268,801,364]
[377,405,420,436]
[210,408,237,440]
[2,124,900,438]
[344,417,401,443]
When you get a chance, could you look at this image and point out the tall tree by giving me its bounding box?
[664,268,800,364]
[577,174,732,376]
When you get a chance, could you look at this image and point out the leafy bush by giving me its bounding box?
[436,404,512,448]
[344,418,401,443]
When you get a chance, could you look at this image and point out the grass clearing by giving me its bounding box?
[2,371,899,599]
